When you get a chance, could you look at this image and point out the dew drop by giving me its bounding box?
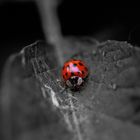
[116,60,123,67]
[108,82,117,90]
[102,51,106,57]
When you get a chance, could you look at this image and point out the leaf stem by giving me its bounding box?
[36,0,64,65]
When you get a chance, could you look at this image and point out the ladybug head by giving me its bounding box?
[66,76,84,91]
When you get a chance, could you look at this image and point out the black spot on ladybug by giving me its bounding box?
[67,65,70,69]
[73,63,77,67]
[63,66,65,70]
[85,67,88,71]
[65,73,68,77]
[82,71,85,74]
[79,62,83,66]
[71,72,75,76]
[78,72,80,74]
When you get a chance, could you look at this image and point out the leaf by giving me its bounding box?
[1,39,140,140]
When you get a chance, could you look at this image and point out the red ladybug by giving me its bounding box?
[61,59,89,91]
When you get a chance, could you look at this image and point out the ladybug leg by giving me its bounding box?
[71,92,75,97]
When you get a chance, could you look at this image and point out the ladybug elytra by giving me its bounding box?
[61,59,89,91]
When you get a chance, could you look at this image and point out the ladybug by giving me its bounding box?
[61,59,89,91]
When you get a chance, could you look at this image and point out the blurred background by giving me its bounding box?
[0,0,140,74]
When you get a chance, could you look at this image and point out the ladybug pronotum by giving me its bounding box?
[61,59,89,91]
